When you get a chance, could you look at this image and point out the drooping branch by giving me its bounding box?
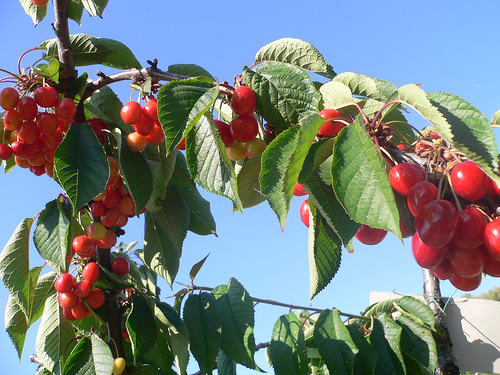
[52,0,77,89]
[422,268,460,375]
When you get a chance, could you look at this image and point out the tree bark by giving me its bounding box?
[422,268,460,375]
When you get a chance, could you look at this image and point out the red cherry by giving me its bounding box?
[411,233,450,269]
[431,259,453,280]
[447,245,484,278]
[36,112,59,134]
[414,200,459,248]
[388,163,426,197]
[18,121,40,144]
[112,256,130,276]
[55,273,76,293]
[399,219,413,238]
[55,98,77,119]
[133,115,155,136]
[449,272,482,292]
[101,208,121,227]
[0,144,13,160]
[226,140,246,161]
[117,195,136,216]
[3,110,23,131]
[143,99,158,122]
[102,188,121,209]
[34,86,59,108]
[407,181,438,217]
[58,291,79,309]
[176,138,186,150]
[97,229,117,249]
[91,201,106,217]
[318,108,347,137]
[300,199,310,227]
[0,87,19,110]
[121,328,130,341]
[82,262,101,282]
[231,86,257,116]
[293,182,307,196]
[16,96,38,120]
[484,218,500,261]
[355,225,387,245]
[71,300,89,319]
[87,222,107,240]
[450,161,489,201]
[63,307,77,321]
[87,289,105,309]
[31,0,49,6]
[450,207,487,249]
[88,118,108,143]
[73,280,93,298]
[121,101,143,125]
[10,141,28,157]
[126,132,148,152]
[215,119,234,147]
[230,115,259,143]
[482,247,500,277]
[146,124,166,145]
[72,235,98,258]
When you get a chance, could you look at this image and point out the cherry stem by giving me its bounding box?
[17,47,44,75]
[371,99,401,125]
[353,102,369,124]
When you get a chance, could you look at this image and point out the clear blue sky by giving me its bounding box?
[1,1,500,374]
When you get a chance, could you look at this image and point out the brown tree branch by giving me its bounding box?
[422,268,460,375]
[52,0,77,90]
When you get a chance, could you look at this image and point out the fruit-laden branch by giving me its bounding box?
[52,0,77,89]
[422,269,460,374]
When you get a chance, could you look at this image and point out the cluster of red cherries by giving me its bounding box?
[56,220,131,321]
[389,159,500,291]
[0,86,77,177]
[120,99,166,152]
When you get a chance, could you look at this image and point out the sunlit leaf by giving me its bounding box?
[20,0,47,25]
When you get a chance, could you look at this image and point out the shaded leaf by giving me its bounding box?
[189,254,210,283]
[84,86,130,132]
[127,293,158,359]
[81,0,109,18]
[168,64,213,79]
[236,154,266,209]
[63,335,114,375]
[54,123,109,213]
[346,325,378,375]
[369,313,406,375]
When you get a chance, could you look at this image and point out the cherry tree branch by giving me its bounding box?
[52,0,77,89]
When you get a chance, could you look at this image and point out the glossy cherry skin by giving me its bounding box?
[407,181,438,217]
[215,119,234,147]
[230,115,259,143]
[57,291,79,309]
[447,245,484,278]
[450,207,487,249]
[72,235,98,258]
[55,273,75,293]
[293,182,307,196]
[449,272,482,292]
[300,199,310,227]
[0,87,19,110]
[355,225,387,245]
[450,161,489,201]
[431,259,453,280]
[388,163,426,197]
[73,280,93,298]
[87,289,105,309]
[0,144,13,160]
[317,109,347,137]
[82,262,101,282]
[112,256,130,276]
[483,218,500,261]
[411,233,450,269]
[482,247,500,277]
[231,86,257,116]
[121,101,143,125]
[414,200,458,248]
[34,86,59,108]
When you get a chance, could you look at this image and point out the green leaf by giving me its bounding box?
[369,313,406,375]
[0,218,34,316]
[41,33,140,69]
[304,162,359,246]
[189,254,210,283]
[212,278,261,370]
[63,335,114,375]
[138,333,176,375]
[169,153,217,235]
[333,72,395,102]
[129,364,167,375]
[144,187,190,285]
[331,117,401,238]
[395,296,438,333]
[307,202,343,299]
[127,293,158,359]
[5,295,28,359]
[319,81,355,111]
[313,309,358,375]
[492,109,500,125]
[154,300,190,375]
[116,129,154,214]
[84,86,130,132]
[427,92,499,177]
[168,64,213,80]
[81,0,109,18]
[183,293,221,374]
[35,293,76,374]
[68,0,85,25]
[255,38,336,79]
[346,325,378,375]
[54,122,109,213]
[299,138,335,181]
[186,115,243,211]
[20,0,47,25]
[236,155,266,209]
[33,199,70,271]
[217,350,237,375]
[267,312,309,375]
[144,143,175,212]
[243,63,321,133]
[396,315,437,373]
[157,77,216,153]
[260,114,324,229]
